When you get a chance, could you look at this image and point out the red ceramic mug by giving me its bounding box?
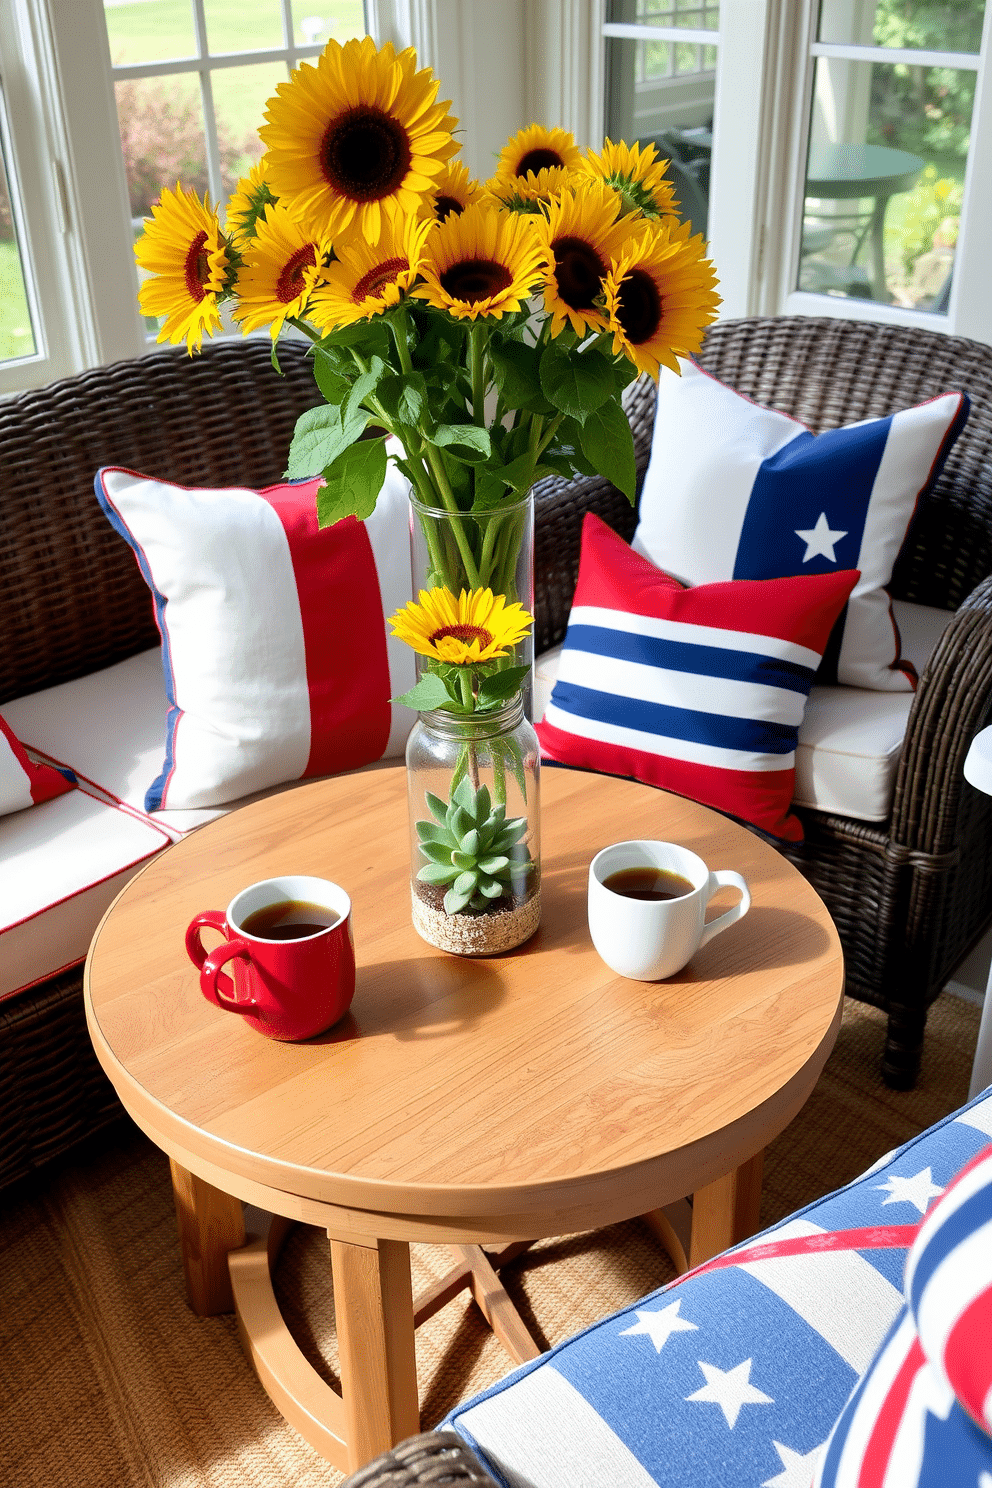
[185,874,355,1041]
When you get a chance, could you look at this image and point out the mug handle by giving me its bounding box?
[698,870,751,948]
[185,911,257,1012]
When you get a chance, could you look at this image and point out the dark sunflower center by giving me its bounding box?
[320,105,411,202]
[275,244,317,304]
[434,194,464,222]
[552,235,606,309]
[430,624,493,647]
[615,267,663,345]
[184,231,210,302]
[352,256,408,302]
[516,147,564,177]
[439,257,512,304]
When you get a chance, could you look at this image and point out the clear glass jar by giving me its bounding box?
[406,695,541,956]
[408,489,535,717]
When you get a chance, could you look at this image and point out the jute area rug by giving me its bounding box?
[1,994,981,1488]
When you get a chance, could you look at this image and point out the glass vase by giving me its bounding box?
[406,695,541,956]
[408,489,535,717]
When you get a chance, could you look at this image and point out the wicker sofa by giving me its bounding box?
[3,316,992,1188]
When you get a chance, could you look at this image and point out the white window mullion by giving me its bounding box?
[941,2,992,342]
[188,0,224,208]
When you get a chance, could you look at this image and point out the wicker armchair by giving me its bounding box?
[532,315,992,1090]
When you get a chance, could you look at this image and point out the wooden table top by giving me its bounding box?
[85,766,843,1236]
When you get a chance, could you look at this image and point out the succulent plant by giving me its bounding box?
[415,775,532,915]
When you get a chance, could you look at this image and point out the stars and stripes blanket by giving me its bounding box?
[446,1088,992,1488]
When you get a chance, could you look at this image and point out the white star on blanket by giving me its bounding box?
[619,1300,698,1353]
[875,1166,944,1213]
[795,512,848,562]
[685,1358,774,1428]
[762,1439,828,1487]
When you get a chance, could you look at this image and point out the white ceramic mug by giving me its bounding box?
[588,840,751,981]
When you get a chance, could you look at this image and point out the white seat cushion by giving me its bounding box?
[536,599,954,825]
[0,787,169,1000]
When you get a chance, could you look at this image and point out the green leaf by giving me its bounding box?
[459,828,480,856]
[287,402,371,481]
[433,424,492,461]
[473,785,492,826]
[312,348,350,406]
[453,776,477,813]
[416,820,457,846]
[422,845,461,868]
[318,319,392,355]
[418,863,462,885]
[345,355,386,421]
[477,878,504,898]
[476,664,531,709]
[452,851,476,871]
[478,855,509,875]
[426,791,449,825]
[315,436,387,525]
[489,337,555,415]
[448,803,474,839]
[452,871,476,896]
[444,885,474,914]
[376,371,427,426]
[539,341,614,421]
[578,398,637,504]
[391,672,456,711]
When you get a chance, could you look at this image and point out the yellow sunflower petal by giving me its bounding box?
[491,124,584,190]
[413,199,547,321]
[258,36,458,244]
[531,180,631,338]
[582,137,679,220]
[603,217,721,379]
[230,202,330,338]
[429,159,487,222]
[135,183,231,353]
[388,586,534,666]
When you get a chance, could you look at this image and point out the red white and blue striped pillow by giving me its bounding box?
[814,1144,992,1487]
[536,514,858,840]
[0,712,74,817]
[95,465,415,812]
[634,360,969,691]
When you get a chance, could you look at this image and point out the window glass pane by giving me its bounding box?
[605,1,717,239]
[116,74,208,226]
[0,131,36,363]
[291,1,367,47]
[212,61,288,177]
[104,0,197,66]
[204,0,284,53]
[799,56,974,311]
[817,0,985,55]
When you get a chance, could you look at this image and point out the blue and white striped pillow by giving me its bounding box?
[634,360,968,691]
[536,514,858,841]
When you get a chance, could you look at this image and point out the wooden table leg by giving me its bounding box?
[331,1235,421,1473]
[169,1158,245,1314]
[689,1150,764,1269]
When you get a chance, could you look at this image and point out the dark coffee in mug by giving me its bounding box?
[240,899,341,941]
[603,867,695,902]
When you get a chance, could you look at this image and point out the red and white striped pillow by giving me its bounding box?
[0,712,74,817]
[814,1145,992,1486]
[95,463,415,812]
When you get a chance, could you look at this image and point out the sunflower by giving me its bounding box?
[135,184,231,352]
[309,209,433,330]
[492,124,584,187]
[486,165,578,215]
[225,159,278,246]
[532,181,631,337]
[389,587,534,666]
[583,138,678,220]
[429,160,487,222]
[603,217,721,378]
[413,199,546,321]
[258,36,458,245]
[231,203,330,338]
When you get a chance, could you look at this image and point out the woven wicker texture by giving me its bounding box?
[0,995,978,1488]
[341,1433,497,1487]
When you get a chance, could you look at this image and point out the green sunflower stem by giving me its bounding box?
[469,322,487,427]
[422,444,483,590]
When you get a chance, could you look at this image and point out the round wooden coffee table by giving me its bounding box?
[85,765,843,1474]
